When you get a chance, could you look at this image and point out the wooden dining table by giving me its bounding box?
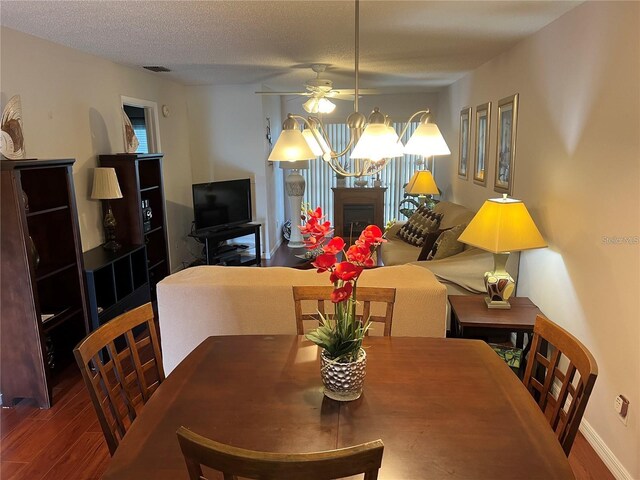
[103,335,574,479]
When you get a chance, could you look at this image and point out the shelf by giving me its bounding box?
[140,185,160,193]
[26,205,69,217]
[145,226,163,235]
[42,307,82,333]
[36,262,76,282]
[149,259,166,270]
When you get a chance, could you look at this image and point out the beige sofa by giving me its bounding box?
[158,264,447,374]
[381,201,519,296]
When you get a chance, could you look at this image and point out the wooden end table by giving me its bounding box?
[449,295,543,354]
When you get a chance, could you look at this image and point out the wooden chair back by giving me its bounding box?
[522,315,598,455]
[293,286,396,336]
[176,426,384,480]
[73,303,164,455]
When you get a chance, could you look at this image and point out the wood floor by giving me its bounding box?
[1,365,615,480]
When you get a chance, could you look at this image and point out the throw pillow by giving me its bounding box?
[426,224,467,261]
[417,227,451,261]
[397,206,443,247]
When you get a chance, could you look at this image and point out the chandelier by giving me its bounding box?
[268,0,451,177]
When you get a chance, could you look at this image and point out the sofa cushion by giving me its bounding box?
[396,205,443,247]
[427,224,467,260]
[417,228,449,261]
[433,201,477,230]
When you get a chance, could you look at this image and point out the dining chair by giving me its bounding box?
[176,426,384,480]
[522,315,598,456]
[292,285,396,336]
[73,302,164,455]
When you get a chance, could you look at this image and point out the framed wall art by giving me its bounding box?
[458,107,471,179]
[473,102,491,185]
[494,93,519,195]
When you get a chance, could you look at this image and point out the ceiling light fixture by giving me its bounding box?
[268,0,450,177]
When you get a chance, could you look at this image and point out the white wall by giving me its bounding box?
[438,3,639,478]
[0,27,194,271]
[186,84,284,257]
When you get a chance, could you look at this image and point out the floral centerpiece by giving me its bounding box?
[300,207,386,401]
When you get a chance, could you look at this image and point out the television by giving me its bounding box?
[192,179,252,232]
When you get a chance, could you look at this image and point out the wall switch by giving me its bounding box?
[614,394,629,425]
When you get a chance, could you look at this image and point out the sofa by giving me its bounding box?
[158,264,447,374]
[381,201,520,296]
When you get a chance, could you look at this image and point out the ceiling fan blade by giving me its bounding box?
[331,88,384,95]
[254,91,311,96]
[329,94,356,101]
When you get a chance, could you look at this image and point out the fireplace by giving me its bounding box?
[332,187,386,243]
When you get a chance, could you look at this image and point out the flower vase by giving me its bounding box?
[320,348,367,401]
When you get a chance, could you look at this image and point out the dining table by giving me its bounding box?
[103,335,574,479]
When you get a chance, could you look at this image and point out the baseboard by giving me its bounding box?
[579,420,633,480]
[267,237,283,260]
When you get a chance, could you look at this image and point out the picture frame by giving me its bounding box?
[458,107,471,179]
[473,102,491,185]
[494,94,519,195]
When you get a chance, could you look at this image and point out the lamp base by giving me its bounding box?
[484,296,512,309]
[103,240,121,252]
[483,252,515,309]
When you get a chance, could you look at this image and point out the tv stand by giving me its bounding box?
[190,223,261,267]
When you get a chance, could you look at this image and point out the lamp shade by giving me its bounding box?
[405,170,439,195]
[302,128,330,157]
[350,123,404,161]
[404,122,451,157]
[91,167,123,200]
[268,129,316,161]
[458,197,547,253]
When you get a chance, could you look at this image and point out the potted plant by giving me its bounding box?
[300,207,386,401]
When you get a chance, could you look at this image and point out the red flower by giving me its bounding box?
[312,253,337,273]
[331,282,353,303]
[358,225,385,246]
[323,237,345,255]
[334,261,363,281]
[304,235,324,249]
[307,207,323,220]
[346,244,371,264]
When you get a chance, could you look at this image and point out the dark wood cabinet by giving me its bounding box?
[83,244,150,331]
[332,187,386,242]
[1,159,89,408]
[98,154,170,297]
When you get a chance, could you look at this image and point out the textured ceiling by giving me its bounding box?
[0,0,580,90]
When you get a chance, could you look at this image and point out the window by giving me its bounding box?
[301,122,434,225]
[123,105,149,154]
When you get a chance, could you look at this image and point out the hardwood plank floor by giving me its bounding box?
[0,364,614,480]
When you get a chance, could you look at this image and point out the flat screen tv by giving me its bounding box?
[192,179,252,232]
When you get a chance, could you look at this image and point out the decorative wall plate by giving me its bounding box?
[122,109,140,153]
[1,95,26,160]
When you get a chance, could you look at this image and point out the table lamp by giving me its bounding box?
[91,167,123,251]
[458,195,547,309]
[279,160,310,248]
[405,170,439,205]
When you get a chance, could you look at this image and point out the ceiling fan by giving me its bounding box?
[255,64,379,113]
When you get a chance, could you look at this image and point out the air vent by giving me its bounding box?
[143,66,171,73]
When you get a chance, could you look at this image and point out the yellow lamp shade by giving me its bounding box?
[458,196,547,253]
[91,167,123,200]
[268,129,316,162]
[404,122,451,157]
[405,170,439,195]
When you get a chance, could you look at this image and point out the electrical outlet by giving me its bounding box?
[614,394,629,425]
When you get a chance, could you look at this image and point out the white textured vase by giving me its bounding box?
[320,348,367,401]
[285,169,306,248]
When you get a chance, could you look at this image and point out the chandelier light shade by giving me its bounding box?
[268,128,316,162]
[350,123,404,161]
[403,122,451,157]
[302,126,330,157]
[458,195,547,309]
